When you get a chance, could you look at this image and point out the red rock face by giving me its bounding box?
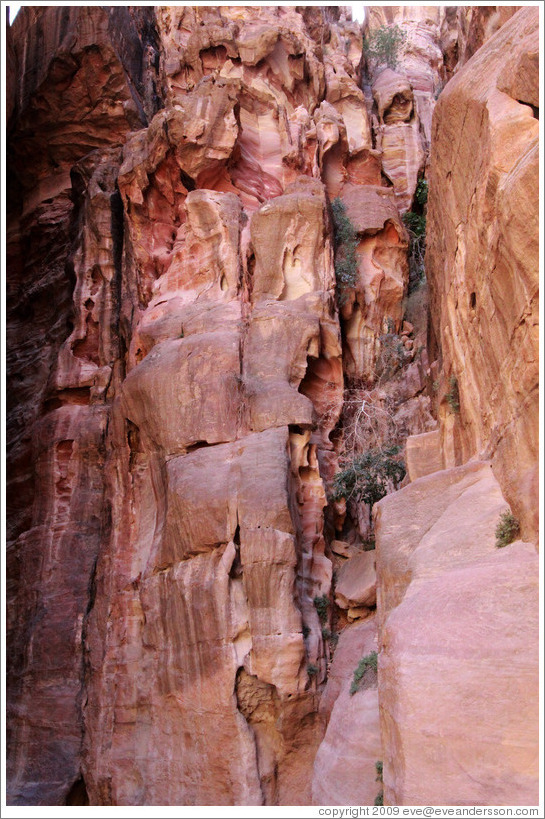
[427,7,539,542]
[6,5,538,808]
[6,6,350,805]
[374,6,539,808]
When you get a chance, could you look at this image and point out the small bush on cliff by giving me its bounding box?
[374,760,384,804]
[403,211,426,238]
[415,178,428,206]
[350,651,378,695]
[314,595,330,624]
[445,374,460,413]
[363,24,406,70]
[403,177,428,290]
[307,663,319,677]
[331,197,359,304]
[330,446,406,507]
[495,511,520,548]
[403,210,426,290]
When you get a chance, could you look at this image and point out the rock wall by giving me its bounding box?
[6,5,367,806]
[6,6,147,805]
[427,6,539,542]
[6,4,539,808]
[375,462,539,806]
[375,6,539,808]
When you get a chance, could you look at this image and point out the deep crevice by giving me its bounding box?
[179,169,196,191]
[65,775,89,805]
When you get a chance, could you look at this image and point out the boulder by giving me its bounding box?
[334,550,377,610]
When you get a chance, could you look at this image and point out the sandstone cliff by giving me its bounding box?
[5,5,539,808]
[375,5,539,807]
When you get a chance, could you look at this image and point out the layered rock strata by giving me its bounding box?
[6,5,371,806]
[6,4,539,809]
[427,6,539,542]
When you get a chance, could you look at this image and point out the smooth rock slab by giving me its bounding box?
[313,617,382,805]
[375,461,539,806]
[405,429,443,481]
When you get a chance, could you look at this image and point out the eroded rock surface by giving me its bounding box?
[6,4,538,809]
[372,8,539,809]
[6,5,349,806]
[427,7,539,542]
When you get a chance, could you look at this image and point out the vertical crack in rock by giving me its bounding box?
[235,668,281,806]
[65,775,90,806]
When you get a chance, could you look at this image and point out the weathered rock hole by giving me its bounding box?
[43,388,91,413]
[179,169,196,191]
[65,775,89,805]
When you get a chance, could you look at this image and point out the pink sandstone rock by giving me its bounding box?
[331,540,360,559]
[312,618,382,805]
[334,550,377,610]
[339,184,409,381]
[6,3,538,809]
[375,461,539,805]
[440,6,522,82]
[405,429,443,481]
[363,18,432,210]
[427,7,539,542]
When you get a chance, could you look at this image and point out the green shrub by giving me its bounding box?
[331,446,406,507]
[415,178,428,206]
[321,627,339,650]
[374,791,384,806]
[350,651,378,695]
[331,197,358,303]
[314,595,330,624]
[495,511,520,548]
[375,760,383,782]
[307,663,319,677]
[445,374,460,413]
[364,24,406,70]
[403,211,426,238]
[403,211,426,290]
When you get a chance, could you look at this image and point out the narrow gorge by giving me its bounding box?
[5,5,539,808]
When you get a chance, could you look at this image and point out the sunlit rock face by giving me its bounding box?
[439,5,522,82]
[365,5,444,201]
[426,7,539,543]
[374,6,539,810]
[312,618,382,806]
[375,462,539,806]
